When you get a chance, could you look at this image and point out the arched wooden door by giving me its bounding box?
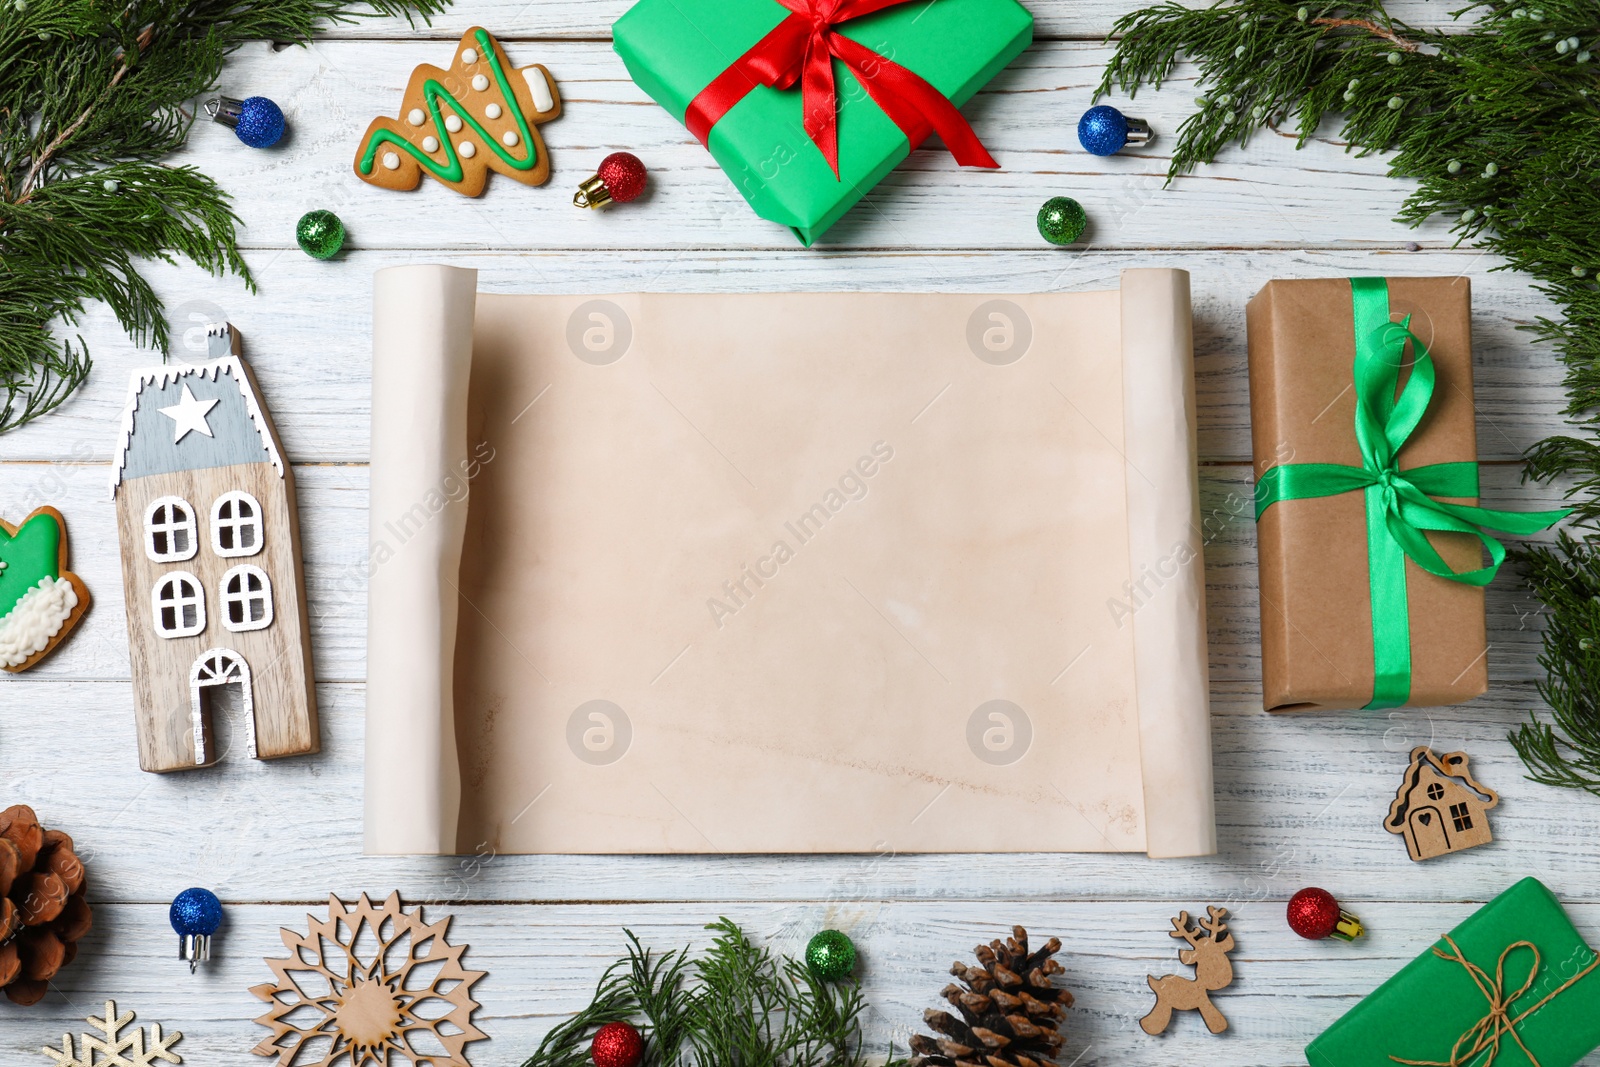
[189,648,256,765]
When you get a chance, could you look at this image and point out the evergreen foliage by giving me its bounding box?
[1509,531,1600,791]
[519,920,869,1067]
[1098,0,1600,792]
[0,0,445,433]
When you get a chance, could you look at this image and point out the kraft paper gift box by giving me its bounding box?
[613,0,1033,246]
[1307,877,1600,1067]
[1246,276,1566,712]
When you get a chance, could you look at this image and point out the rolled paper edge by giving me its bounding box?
[364,264,478,854]
[1119,267,1218,859]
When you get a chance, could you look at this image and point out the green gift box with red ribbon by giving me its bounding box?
[1307,878,1600,1067]
[1247,277,1569,712]
[612,0,1032,245]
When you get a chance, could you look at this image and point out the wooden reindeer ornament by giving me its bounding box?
[1139,905,1236,1036]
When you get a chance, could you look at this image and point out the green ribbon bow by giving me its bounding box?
[1253,277,1571,709]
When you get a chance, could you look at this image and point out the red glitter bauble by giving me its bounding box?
[590,1021,644,1067]
[1287,887,1342,940]
[597,152,649,203]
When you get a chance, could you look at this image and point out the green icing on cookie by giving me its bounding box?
[0,512,62,615]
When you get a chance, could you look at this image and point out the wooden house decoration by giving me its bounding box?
[1384,746,1499,861]
[110,324,319,773]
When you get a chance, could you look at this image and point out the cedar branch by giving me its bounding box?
[1310,17,1420,51]
[15,26,155,203]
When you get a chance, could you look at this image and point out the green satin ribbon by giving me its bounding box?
[1254,277,1571,709]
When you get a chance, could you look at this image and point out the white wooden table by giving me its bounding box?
[4,3,1598,1064]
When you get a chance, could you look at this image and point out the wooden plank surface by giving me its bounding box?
[3,3,1597,1065]
[189,40,1457,253]
[5,901,1598,1067]
[304,0,1472,39]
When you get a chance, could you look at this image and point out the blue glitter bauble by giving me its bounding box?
[234,96,285,148]
[169,888,223,936]
[1077,105,1130,156]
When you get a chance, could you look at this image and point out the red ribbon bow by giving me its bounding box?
[685,0,1000,177]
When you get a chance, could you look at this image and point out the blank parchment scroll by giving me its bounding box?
[365,267,1215,858]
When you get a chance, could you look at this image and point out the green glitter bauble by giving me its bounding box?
[805,929,856,981]
[296,209,345,260]
[1036,196,1087,246]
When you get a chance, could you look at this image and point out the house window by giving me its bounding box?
[144,497,198,562]
[220,565,274,632]
[1450,803,1474,832]
[211,490,264,557]
[152,572,206,638]
[1426,782,1446,801]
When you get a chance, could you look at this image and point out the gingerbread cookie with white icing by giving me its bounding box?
[0,506,91,673]
[354,27,561,196]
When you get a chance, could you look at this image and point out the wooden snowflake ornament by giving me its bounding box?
[250,892,486,1067]
[41,1000,182,1067]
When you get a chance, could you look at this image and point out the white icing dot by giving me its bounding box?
[485,103,502,119]
[461,47,478,64]
[444,115,462,133]
[502,130,519,147]
[523,67,555,112]
[471,74,489,92]
[407,108,425,126]
[422,135,440,152]
[458,140,476,158]
[382,151,400,170]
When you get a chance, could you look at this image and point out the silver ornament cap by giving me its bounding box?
[204,96,245,129]
[178,932,211,973]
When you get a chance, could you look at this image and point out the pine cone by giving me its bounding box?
[907,926,1072,1067]
[0,805,91,1005]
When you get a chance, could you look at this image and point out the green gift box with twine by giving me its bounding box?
[1308,878,1600,1067]
[1247,277,1569,712]
[612,0,1033,246]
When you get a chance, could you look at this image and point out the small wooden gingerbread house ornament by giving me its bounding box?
[1384,746,1498,861]
[110,324,318,773]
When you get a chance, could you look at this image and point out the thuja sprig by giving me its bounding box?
[1511,531,1600,795]
[517,931,693,1067]
[0,0,447,434]
[1097,0,1600,792]
[519,920,868,1067]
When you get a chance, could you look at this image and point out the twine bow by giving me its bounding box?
[684,0,999,177]
[1390,935,1600,1067]
[1254,278,1570,708]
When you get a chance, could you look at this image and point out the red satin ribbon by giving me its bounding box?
[684,0,999,177]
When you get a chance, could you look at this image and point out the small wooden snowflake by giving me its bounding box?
[40,1000,182,1067]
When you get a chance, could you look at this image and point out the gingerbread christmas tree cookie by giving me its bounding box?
[354,27,561,196]
[0,507,90,673]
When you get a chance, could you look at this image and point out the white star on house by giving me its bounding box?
[159,384,219,443]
